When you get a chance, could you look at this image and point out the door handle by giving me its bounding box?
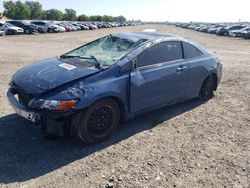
[176,66,187,72]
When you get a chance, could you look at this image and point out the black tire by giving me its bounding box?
[24,28,30,34]
[224,31,229,36]
[77,98,120,144]
[47,28,54,33]
[7,30,15,35]
[199,75,215,101]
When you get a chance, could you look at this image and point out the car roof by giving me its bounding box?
[113,32,179,42]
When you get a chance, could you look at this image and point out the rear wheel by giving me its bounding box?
[199,75,215,100]
[77,98,120,144]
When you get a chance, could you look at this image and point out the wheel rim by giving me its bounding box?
[202,79,213,98]
[87,105,113,137]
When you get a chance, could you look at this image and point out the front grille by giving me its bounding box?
[12,84,33,107]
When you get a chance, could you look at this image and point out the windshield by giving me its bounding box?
[4,23,14,27]
[62,35,147,66]
[22,21,29,25]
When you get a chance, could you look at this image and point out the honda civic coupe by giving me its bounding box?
[7,32,222,143]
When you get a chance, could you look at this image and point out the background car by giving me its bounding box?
[0,28,5,36]
[7,32,222,143]
[6,20,39,34]
[84,22,98,30]
[229,26,250,37]
[217,25,245,36]
[242,30,250,39]
[76,23,89,30]
[207,25,225,34]
[31,21,65,33]
[0,22,23,35]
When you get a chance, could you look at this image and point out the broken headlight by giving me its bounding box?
[28,99,78,111]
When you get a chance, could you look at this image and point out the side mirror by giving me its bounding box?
[132,58,137,71]
[120,58,138,73]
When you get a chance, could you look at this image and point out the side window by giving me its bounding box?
[14,22,21,27]
[182,42,203,59]
[38,22,45,25]
[138,41,183,67]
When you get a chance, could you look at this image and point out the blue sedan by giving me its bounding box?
[7,32,222,143]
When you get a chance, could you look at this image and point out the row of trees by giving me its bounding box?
[2,1,127,22]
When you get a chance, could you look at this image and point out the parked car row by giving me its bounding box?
[0,20,135,36]
[175,23,250,39]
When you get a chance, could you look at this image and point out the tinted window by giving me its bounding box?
[37,22,45,25]
[138,41,183,67]
[183,42,203,59]
[9,21,21,27]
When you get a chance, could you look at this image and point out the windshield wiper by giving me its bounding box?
[90,55,102,70]
[61,54,104,70]
[61,54,95,59]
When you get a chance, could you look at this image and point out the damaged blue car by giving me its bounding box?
[7,32,222,143]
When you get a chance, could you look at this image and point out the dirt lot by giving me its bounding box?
[0,24,249,188]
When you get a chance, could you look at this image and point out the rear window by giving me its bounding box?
[182,42,203,59]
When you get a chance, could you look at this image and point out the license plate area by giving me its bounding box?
[12,104,36,123]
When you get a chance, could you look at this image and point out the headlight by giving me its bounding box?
[29,99,78,111]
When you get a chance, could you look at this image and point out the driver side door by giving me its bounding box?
[130,41,190,113]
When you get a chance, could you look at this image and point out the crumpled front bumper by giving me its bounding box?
[7,88,40,123]
[7,88,70,136]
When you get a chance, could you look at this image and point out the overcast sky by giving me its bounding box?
[0,0,249,22]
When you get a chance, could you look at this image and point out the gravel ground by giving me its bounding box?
[0,24,249,188]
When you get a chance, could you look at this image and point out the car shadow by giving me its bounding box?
[0,98,204,184]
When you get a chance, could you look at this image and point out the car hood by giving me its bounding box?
[12,57,101,96]
[10,26,23,30]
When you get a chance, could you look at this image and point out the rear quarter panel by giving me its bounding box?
[186,54,220,98]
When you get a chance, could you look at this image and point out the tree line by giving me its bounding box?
[2,0,127,22]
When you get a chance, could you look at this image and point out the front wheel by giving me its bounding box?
[224,31,229,36]
[199,75,215,101]
[47,28,54,33]
[77,98,120,144]
[7,30,15,35]
[24,28,30,34]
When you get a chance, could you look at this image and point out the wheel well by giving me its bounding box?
[211,73,218,90]
[200,73,218,94]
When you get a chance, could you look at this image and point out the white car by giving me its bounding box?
[229,26,250,37]
[0,22,24,35]
[31,21,66,33]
